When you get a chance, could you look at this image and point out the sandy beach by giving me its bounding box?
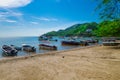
[0,45,120,80]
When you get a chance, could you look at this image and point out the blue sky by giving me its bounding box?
[0,0,99,37]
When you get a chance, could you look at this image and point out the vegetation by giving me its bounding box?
[95,19,120,37]
[41,0,120,37]
[42,22,98,37]
[42,19,120,37]
[96,0,120,20]
[94,0,120,37]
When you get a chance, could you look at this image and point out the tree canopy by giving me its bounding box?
[94,19,120,37]
[94,0,120,37]
[96,0,120,20]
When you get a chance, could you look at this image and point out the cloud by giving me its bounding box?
[0,10,23,18]
[5,19,17,23]
[30,21,39,24]
[0,16,17,23]
[0,0,32,8]
[0,8,23,23]
[33,17,58,22]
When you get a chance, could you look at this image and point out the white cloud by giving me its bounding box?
[33,17,58,22]
[5,19,17,23]
[0,11,23,18]
[0,0,32,8]
[0,8,23,23]
[0,17,17,23]
[30,21,39,24]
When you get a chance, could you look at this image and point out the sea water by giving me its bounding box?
[0,36,81,58]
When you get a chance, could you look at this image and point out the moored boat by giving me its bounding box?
[10,45,22,51]
[2,45,18,56]
[103,42,120,46]
[80,40,89,46]
[61,40,80,45]
[22,44,36,52]
[85,39,98,43]
[39,44,57,50]
[49,39,58,42]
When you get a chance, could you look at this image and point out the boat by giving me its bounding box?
[39,36,48,41]
[2,45,18,56]
[86,39,98,43]
[61,40,80,45]
[22,44,36,52]
[10,45,22,51]
[39,44,57,50]
[80,40,89,46]
[49,39,58,42]
[102,37,116,42]
[103,42,120,46]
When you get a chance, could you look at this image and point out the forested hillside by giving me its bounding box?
[42,22,98,37]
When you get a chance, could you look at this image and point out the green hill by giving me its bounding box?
[42,22,98,37]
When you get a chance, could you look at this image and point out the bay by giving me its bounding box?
[0,36,81,58]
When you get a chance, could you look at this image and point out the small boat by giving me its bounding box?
[2,45,18,56]
[103,42,120,46]
[102,37,116,42]
[10,45,22,51]
[39,44,57,50]
[22,44,36,52]
[49,39,58,42]
[80,40,89,46]
[39,36,48,41]
[61,41,80,45]
[86,39,98,43]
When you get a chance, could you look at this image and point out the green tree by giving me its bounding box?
[94,0,120,37]
[96,0,120,20]
[95,19,120,37]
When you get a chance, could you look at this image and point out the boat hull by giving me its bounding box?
[2,45,18,56]
[39,44,57,50]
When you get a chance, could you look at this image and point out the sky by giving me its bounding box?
[0,0,99,37]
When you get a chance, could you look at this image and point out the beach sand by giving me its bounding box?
[0,45,120,80]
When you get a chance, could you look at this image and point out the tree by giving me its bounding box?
[95,19,120,37]
[96,0,120,20]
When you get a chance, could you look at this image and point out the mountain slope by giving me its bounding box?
[42,22,98,37]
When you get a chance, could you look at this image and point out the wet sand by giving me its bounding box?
[0,45,120,80]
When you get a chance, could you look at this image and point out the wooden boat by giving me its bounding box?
[103,42,120,46]
[39,36,48,41]
[10,45,22,51]
[86,39,98,43]
[2,45,18,56]
[80,41,89,46]
[49,39,58,42]
[61,41,80,45]
[39,44,57,50]
[102,37,116,42]
[22,44,36,52]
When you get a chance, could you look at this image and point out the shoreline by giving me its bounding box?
[0,44,100,64]
[0,44,119,80]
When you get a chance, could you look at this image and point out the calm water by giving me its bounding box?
[0,36,82,58]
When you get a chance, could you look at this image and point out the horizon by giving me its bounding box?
[0,0,99,37]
